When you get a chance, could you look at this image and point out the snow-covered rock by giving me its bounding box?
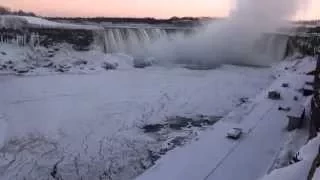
[0,43,139,75]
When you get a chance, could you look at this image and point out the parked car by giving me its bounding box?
[226,128,243,140]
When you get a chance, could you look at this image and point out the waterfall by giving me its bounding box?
[266,34,289,61]
[0,25,293,63]
[253,33,290,62]
[102,28,172,54]
[0,26,187,55]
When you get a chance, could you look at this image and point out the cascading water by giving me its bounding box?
[265,34,290,61]
[253,33,290,63]
[144,26,293,68]
[0,25,188,55]
[143,0,309,67]
[102,28,173,54]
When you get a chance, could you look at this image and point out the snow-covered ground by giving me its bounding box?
[0,44,276,179]
[0,15,100,29]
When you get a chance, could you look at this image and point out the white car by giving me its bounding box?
[226,128,243,140]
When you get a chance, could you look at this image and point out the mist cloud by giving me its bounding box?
[148,0,310,67]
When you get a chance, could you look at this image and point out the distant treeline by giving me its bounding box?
[0,5,215,26]
[0,5,36,16]
[47,17,218,26]
[296,20,320,26]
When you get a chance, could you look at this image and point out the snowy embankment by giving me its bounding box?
[0,52,273,179]
[136,57,316,180]
[0,15,100,30]
[314,167,320,180]
[261,135,320,180]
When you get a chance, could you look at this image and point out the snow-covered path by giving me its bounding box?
[0,65,273,179]
[136,58,315,180]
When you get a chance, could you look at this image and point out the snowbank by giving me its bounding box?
[313,168,320,180]
[0,15,101,30]
[261,135,320,180]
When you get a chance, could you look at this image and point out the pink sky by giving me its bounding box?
[2,0,319,19]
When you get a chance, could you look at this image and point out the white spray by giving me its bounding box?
[146,0,309,67]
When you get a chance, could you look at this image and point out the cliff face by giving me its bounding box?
[298,37,320,180]
[0,28,95,50]
[310,56,320,138]
[288,35,320,56]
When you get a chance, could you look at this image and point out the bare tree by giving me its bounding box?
[0,5,10,15]
[13,10,36,16]
[0,5,36,16]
